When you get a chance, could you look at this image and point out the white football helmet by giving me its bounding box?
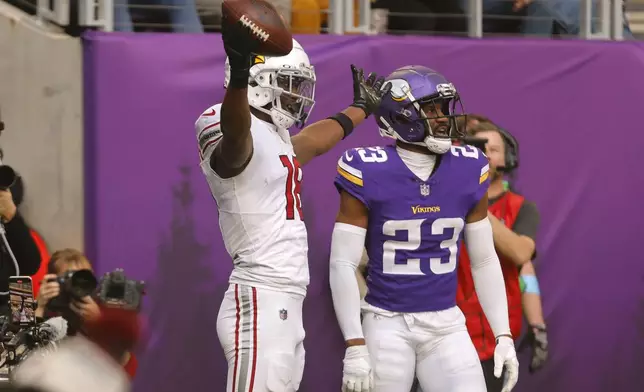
[224,39,316,129]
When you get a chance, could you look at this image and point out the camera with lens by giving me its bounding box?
[97,269,145,311]
[47,269,98,312]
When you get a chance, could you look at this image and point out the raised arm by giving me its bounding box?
[292,65,392,166]
[208,12,261,177]
[215,88,253,175]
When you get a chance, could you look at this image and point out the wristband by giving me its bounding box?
[495,333,513,343]
[327,112,354,139]
[228,68,250,89]
[521,275,541,295]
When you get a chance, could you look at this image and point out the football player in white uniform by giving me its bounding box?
[196,17,392,392]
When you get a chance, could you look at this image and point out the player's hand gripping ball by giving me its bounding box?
[221,0,293,57]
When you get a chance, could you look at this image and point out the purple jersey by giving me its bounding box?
[334,144,490,313]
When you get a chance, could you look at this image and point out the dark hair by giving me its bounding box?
[47,248,91,275]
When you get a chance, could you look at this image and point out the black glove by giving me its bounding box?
[221,10,261,88]
[518,324,549,373]
[350,64,392,117]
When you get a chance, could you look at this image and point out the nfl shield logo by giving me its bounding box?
[420,183,430,196]
[279,309,288,320]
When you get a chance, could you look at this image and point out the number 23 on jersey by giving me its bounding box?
[382,217,465,276]
[280,155,303,221]
[346,145,483,164]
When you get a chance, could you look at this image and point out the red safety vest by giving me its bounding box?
[456,191,524,361]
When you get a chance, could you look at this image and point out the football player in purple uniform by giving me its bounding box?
[329,66,519,392]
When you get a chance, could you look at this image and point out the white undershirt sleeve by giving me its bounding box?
[329,222,367,341]
[465,217,512,338]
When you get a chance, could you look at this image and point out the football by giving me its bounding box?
[222,0,293,57]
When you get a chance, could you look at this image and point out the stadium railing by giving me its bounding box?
[7,0,629,38]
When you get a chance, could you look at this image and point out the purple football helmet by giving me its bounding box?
[375,65,466,154]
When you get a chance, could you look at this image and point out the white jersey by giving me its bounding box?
[195,104,309,296]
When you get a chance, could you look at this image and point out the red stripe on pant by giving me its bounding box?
[249,287,258,391]
[232,285,241,391]
[231,285,259,392]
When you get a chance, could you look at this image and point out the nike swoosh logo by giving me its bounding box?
[345,153,353,162]
[202,108,217,117]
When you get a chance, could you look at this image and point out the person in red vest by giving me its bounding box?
[456,121,547,392]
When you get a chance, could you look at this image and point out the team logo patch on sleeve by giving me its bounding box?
[479,164,489,184]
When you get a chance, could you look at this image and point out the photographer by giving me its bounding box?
[34,249,99,324]
[33,249,139,378]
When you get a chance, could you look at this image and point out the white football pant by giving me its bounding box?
[217,284,306,392]
[362,306,486,392]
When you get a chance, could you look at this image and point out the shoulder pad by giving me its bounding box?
[337,146,390,183]
[449,144,487,161]
[449,145,491,208]
[334,146,388,208]
[345,146,390,165]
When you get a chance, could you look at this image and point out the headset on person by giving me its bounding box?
[496,127,519,173]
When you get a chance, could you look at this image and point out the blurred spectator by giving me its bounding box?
[531,0,632,37]
[372,0,467,35]
[2,0,204,33]
[114,0,204,32]
[0,165,50,298]
[0,158,41,317]
[458,0,633,37]
[456,121,544,391]
[198,0,292,32]
[5,174,52,299]
[34,249,139,378]
[291,0,320,34]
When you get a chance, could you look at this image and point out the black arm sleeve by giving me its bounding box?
[511,201,540,241]
[3,211,41,276]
